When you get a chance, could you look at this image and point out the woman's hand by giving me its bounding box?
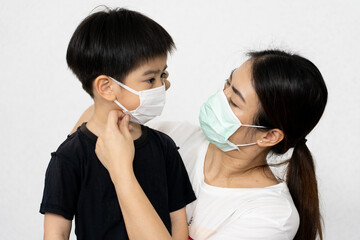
[95,110,135,181]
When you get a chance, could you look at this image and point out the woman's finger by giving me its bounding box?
[120,115,132,138]
[107,110,124,131]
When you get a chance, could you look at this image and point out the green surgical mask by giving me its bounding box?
[199,90,266,152]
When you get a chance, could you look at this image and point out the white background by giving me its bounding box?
[1,0,359,239]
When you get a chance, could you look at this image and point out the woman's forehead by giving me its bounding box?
[232,61,253,91]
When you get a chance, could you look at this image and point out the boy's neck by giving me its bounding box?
[86,102,142,141]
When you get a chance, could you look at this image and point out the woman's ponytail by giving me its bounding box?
[248,50,328,240]
[287,142,322,240]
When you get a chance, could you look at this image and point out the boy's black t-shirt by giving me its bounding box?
[40,123,196,240]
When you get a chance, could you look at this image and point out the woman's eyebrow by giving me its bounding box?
[229,69,246,103]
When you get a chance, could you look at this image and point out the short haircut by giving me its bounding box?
[66,8,175,97]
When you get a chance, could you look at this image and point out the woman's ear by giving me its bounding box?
[257,129,284,147]
[93,75,117,101]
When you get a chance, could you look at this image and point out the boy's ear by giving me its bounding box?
[257,129,284,147]
[93,75,117,101]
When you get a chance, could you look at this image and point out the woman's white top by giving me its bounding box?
[148,121,300,240]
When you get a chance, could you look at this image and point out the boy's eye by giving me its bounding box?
[146,78,155,84]
[161,71,168,79]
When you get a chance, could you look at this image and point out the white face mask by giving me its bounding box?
[110,77,166,124]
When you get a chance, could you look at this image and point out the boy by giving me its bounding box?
[40,8,196,240]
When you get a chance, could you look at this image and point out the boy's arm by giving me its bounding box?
[70,105,94,134]
[170,208,188,240]
[44,213,71,240]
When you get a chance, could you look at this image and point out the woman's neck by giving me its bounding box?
[204,143,278,188]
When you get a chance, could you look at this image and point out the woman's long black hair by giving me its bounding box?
[249,50,328,240]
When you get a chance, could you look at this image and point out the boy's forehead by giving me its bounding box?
[133,55,168,75]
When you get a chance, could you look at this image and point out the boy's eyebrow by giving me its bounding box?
[143,65,168,76]
[229,69,246,103]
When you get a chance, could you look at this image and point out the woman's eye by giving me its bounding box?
[146,78,155,84]
[229,98,238,108]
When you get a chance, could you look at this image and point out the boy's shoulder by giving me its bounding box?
[54,123,93,160]
[146,121,202,149]
[145,125,178,149]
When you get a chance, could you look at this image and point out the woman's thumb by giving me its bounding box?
[107,110,123,131]
[120,114,131,138]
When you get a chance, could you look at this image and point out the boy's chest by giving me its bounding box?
[76,147,169,213]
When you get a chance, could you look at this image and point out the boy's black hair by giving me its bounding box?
[66,8,175,97]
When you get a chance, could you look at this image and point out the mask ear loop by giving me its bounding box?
[114,99,129,112]
[241,124,267,129]
[235,142,258,147]
[228,125,267,150]
[110,76,141,112]
[109,76,140,95]
[226,140,257,152]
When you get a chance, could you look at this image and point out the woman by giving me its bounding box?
[75,50,327,239]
